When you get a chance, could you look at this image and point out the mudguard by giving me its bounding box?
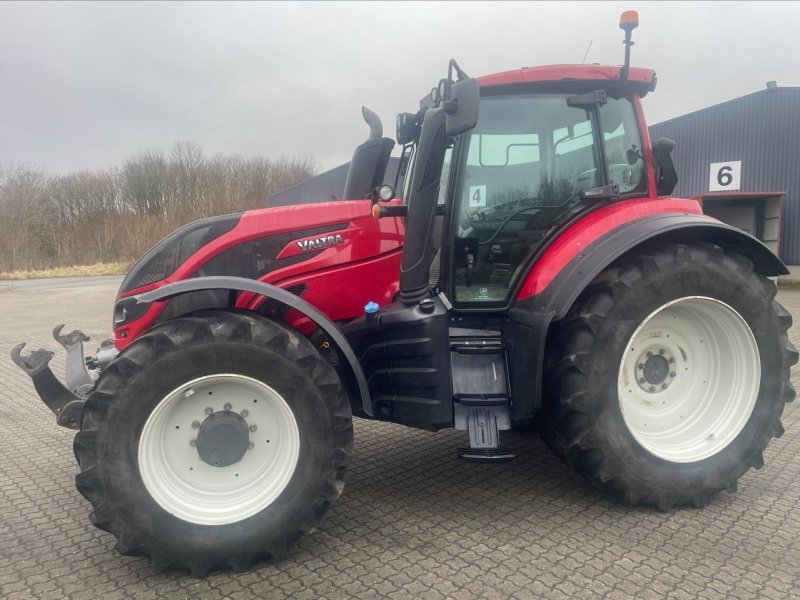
[505,212,787,424]
[516,212,787,319]
[134,276,373,416]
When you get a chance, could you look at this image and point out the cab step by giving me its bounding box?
[451,339,515,462]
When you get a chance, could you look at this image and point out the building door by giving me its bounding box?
[704,204,757,236]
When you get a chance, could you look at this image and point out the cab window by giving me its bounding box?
[452,94,644,305]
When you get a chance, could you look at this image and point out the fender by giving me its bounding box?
[134,276,373,417]
[504,212,787,424]
[515,212,787,320]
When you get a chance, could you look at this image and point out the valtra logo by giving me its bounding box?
[296,234,345,253]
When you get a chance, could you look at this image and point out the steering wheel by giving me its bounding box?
[477,205,539,246]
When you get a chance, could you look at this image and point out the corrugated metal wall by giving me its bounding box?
[267,157,401,208]
[648,87,800,263]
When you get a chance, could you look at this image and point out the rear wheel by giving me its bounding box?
[74,311,352,575]
[543,242,797,509]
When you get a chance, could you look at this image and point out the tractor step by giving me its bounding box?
[451,339,515,462]
[454,402,516,462]
[458,446,517,462]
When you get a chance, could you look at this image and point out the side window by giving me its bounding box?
[437,147,453,205]
[453,95,602,305]
[600,97,646,194]
[553,118,601,192]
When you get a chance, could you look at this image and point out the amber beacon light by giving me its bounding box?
[619,10,639,31]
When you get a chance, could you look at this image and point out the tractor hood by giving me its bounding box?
[113,199,406,348]
[120,200,405,297]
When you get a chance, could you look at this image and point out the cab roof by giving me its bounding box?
[477,64,657,95]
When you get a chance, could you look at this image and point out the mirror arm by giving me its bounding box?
[448,59,469,81]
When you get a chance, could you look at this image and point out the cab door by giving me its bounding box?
[442,93,647,310]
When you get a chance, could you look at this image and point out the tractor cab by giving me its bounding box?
[402,72,653,308]
[341,32,664,458]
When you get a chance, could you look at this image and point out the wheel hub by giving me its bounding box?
[195,410,250,467]
[635,347,677,393]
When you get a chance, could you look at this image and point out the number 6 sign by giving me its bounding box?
[709,161,741,192]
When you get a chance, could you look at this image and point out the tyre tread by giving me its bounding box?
[73,310,352,574]
[543,242,797,509]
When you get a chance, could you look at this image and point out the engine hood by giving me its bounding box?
[119,200,405,297]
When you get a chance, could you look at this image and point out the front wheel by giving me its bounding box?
[73,311,352,575]
[543,242,797,509]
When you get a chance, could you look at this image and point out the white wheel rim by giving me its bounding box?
[138,374,300,525]
[618,296,760,463]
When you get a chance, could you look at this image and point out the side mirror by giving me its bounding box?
[626,145,644,165]
[652,137,676,156]
[396,112,421,145]
[651,137,678,196]
[444,77,479,137]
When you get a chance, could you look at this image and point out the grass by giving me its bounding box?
[0,262,129,281]
[778,278,800,289]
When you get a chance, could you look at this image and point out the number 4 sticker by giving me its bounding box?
[469,185,487,208]
[709,161,741,192]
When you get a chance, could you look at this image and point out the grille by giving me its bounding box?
[257,283,308,318]
[193,224,347,281]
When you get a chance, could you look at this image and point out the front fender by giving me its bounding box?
[133,276,373,417]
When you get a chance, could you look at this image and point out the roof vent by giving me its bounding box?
[766,81,778,90]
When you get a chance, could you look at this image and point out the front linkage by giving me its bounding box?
[11,325,117,429]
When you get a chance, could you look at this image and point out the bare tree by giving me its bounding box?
[0,144,318,273]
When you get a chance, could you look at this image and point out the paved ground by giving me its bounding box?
[1,278,799,599]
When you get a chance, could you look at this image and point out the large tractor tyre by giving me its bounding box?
[543,242,797,510]
[73,310,353,575]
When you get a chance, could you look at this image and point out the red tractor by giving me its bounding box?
[12,12,797,575]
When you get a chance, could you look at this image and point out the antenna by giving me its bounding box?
[581,41,593,64]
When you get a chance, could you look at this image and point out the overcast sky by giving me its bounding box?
[1,1,799,175]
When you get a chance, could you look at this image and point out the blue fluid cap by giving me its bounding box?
[364,301,380,314]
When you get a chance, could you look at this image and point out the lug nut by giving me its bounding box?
[669,357,675,364]
[658,348,665,355]
[191,420,200,429]
[249,424,257,432]
[189,439,197,447]
[241,409,249,418]
[661,383,669,389]
[639,377,646,384]
[204,407,213,415]
[637,363,644,370]
[223,402,232,411]
[646,351,653,358]
[248,441,255,449]
[670,372,677,378]
[648,386,656,393]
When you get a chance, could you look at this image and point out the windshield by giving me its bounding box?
[453,93,645,304]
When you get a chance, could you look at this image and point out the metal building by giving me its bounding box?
[267,157,401,208]
[649,84,800,264]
